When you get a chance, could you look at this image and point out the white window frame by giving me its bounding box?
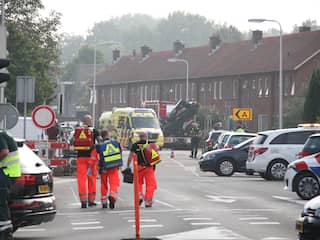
[219,80,223,100]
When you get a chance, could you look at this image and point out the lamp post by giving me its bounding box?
[92,40,120,127]
[248,18,283,129]
[168,58,189,101]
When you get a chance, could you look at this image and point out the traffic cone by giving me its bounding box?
[170,149,175,159]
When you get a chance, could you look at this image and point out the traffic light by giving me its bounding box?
[0,58,10,83]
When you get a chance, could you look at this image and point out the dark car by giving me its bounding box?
[199,137,255,176]
[204,130,227,152]
[296,195,320,240]
[9,139,56,232]
[298,133,320,158]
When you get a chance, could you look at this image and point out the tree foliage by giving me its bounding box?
[4,0,61,108]
[303,69,320,122]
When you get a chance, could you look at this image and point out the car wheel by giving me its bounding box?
[215,159,235,176]
[295,173,320,200]
[266,159,288,180]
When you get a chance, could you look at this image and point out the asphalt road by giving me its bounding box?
[13,150,303,240]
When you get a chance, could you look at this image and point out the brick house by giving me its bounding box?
[95,28,320,132]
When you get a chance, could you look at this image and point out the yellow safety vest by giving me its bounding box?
[2,150,21,178]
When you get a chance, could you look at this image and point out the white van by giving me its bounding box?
[246,127,320,180]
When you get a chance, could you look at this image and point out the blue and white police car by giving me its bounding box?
[284,152,320,200]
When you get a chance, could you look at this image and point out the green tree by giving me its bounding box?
[4,0,61,108]
[303,69,320,122]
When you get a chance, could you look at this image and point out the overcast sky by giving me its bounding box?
[41,0,320,36]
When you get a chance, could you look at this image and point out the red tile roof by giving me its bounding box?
[96,30,320,86]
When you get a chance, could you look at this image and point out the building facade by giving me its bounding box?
[95,29,320,132]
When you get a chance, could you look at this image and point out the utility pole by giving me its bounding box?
[0,0,7,104]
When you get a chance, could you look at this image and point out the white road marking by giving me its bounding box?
[171,159,199,176]
[128,219,157,223]
[239,217,269,220]
[159,226,251,240]
[17,228,46,232]
[154,199,176,208]
[71,221,101,225]
[249,222,280,225]
[272,195,305,205]
[132,224,164,228]
[70,186,79,202]
[231,209,276,212]
[207,195,236,203]
[190,222,221,226]
[183,217,213,221]
[58,212,100,216]
[262,238,291,240]
[73,226,104,230]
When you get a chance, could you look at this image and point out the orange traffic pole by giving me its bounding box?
[133,153,140,239]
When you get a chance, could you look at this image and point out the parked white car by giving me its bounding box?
[246,127,320,180]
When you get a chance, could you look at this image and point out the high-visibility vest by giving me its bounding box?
[0,132,21,178]
[2,150,21,177]
[96,140,123,170]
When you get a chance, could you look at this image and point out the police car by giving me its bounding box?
[284,152,320,200]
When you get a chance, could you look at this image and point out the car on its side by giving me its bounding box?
[204,130,227,152]
[247,127,320,181]
[10,139,56,232]
[199,137,256,176]
[284,152,320,200]
[296,195,320,240]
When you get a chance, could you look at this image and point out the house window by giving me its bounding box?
[119,87,122,103]
[191,82,196,100]
[258,77,263,97]
[265,77,270,97]
[252,79,256,90]
[219,81,223,100]
[110,87,113,104]
[140,86,144,102]
[213,81,217,100]
[208,82,212,92]
[122,87,126,103]
[258,114,269,131]
[179,83,183,100]
[175,83,179,101]
[290,80,295,96]
[144,85,148,101]
[232,79,238,99]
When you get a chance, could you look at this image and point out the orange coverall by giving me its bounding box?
[100,167,120,205]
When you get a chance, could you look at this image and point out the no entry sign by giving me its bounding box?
[31,105,56,129]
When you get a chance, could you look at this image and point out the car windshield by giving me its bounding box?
[303,136,320,154]
[131,117,160,129]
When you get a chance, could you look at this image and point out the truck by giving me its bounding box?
[143,100,200,149]
[98,107,164,149]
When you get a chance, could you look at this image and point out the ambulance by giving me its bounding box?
[98,107,164,149]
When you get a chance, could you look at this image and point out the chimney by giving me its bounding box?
[173,40,185,54]
[209,34,221,51]
[141,45,152,58]
[299,26,311,32]
[252,30,263,45]
[112,49,120,62]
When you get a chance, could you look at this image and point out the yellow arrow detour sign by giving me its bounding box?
[232,108,252,121]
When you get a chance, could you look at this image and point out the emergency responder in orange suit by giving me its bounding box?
[126,132,157,207]
[96,130,122,209]
[76,115,100,208]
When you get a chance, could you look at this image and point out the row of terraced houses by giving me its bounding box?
[93,27,320,132]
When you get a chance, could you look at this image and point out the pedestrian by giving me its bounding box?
[46,119,60,159]
[0,131,21,240]
[96,130,122,209]
[190,123,202,158]
[235,122,245,132]
[126,132,160,207]
[74,115,100,208]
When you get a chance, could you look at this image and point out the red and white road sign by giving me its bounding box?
[31,105,56,129]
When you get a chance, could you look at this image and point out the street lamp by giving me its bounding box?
[92,40,120,127]
[168,58,189,101]
[248,18,283,129]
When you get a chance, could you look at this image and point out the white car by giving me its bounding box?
[246,127,320,180]
[284,152,320,200]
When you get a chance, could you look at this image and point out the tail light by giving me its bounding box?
[207,140,212,147]
[225,144,233,149]
[15,174,36,186]
[255,147,268,155]
[298,150,310,159]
